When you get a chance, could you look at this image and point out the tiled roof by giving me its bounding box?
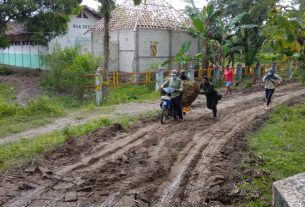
[91,0,191,32]
[5,22,26,36]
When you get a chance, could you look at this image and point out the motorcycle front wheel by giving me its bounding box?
[160,107,169,124]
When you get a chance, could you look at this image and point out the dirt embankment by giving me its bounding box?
[0,70,43,105]
[0,82,305,207]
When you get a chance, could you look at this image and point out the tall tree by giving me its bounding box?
[214,0,278,66]
[186,3,222,68]
[97,0,141,97]
[0,0,82,48]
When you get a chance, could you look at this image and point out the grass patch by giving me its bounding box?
[0,111,158,171]
[0,83,158,137]
[240,103,305,206]
[0,96,64,138]
[0,65,14,75]
[104,84,159,105]
[0,83,17,102]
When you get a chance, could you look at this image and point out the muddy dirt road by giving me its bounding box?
[1,83,305,207]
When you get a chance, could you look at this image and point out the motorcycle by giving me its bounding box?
[160,87,177,124]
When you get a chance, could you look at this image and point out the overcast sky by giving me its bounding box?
[82,0,294,11]
[82,0,209,11]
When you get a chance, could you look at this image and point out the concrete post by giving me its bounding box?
[213,64,221,82]
[256,62,262,80]
[273,173,305,207]
[95,67,103,105]
[155,65,164,91]
[236,63,243,82]
[287,62,293,79]
[272,62,278,73]
[187,63,194,81]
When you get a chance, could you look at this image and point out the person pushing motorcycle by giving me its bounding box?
[160,70,183,119]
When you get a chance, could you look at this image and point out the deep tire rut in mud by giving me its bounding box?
[1,83,305,207]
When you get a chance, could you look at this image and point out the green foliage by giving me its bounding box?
[297,63,305,85]
[241,103,305,206]
[22,96,64,117]
[41,46,101,98]
[0,96,63,119]
[0,0,82,47]
[0,65,13,75]
[263,5,305,62]
[0,83,16,102]
[175,41,192,68]
[104,85,159,105]
[0,111,157,171]
[0,102,20,117]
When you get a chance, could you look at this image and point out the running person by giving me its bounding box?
[222,65,234,95]
[262,68,282,109]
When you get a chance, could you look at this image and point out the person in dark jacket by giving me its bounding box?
[179,70,190,115]
[200,76,220,118]
[179,70,189,81]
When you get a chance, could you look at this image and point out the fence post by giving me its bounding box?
[187,63,194,81]
[213,64,221,82]
[116,72,119,87]
[95,67,103,106]
[198,67,203,80]
[255,63,261,79]
[236,63,243,82]
[287,62,293,79]
[155,66,163,91]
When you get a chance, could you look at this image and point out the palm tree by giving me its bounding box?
[98,0,141,98]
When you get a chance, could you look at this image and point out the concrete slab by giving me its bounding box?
[273,173,305,207]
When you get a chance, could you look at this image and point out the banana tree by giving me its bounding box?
[263,5,305,79]
[188,3,222,69]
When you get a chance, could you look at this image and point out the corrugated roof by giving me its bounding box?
[91,0,191,32]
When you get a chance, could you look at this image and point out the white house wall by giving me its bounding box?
[118,29,135,73]
[49,10,98,53]
[172,31,198,55]
[90,28,198,73]
[136,29,198,72]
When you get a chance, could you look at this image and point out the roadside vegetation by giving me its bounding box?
[0,111,157,171]
[240,103,305,206]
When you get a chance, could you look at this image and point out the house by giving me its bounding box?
[0,7,101,69]
[90,0,199,73]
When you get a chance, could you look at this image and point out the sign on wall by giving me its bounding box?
[150,41,158,57]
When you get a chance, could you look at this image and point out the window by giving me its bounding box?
[22,41,29,45]
[76,11,88,19]
[15,41,20,45]
[83,12,88,18]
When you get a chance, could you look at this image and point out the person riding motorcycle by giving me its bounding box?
[161,70,183,119]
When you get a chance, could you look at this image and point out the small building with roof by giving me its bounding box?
[90,0,199,72]
[0,7,101,69]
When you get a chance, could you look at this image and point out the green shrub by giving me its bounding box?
[298,63,305,85]
[41,45,102,98]
[104,85,159,105]
[0,97,63,119]
[0,102,20,116]
[22,96,64,117]
[0,65,13,75]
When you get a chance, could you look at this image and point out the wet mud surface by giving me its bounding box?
[0,83,305,207]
